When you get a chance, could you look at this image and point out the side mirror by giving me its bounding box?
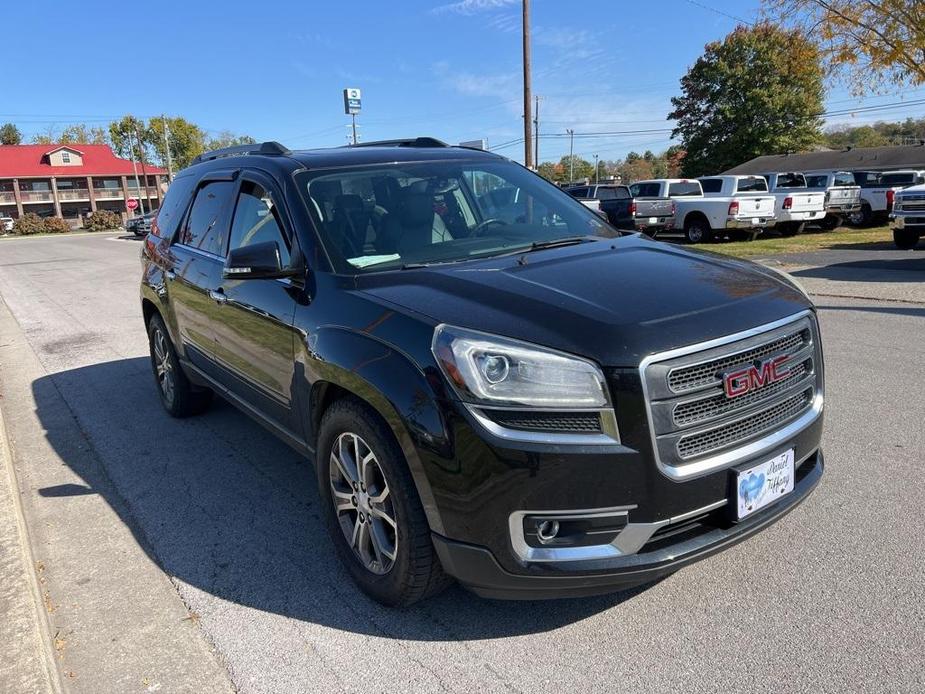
[223,241,296,280]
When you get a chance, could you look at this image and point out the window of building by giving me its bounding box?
[177,180,235,255]
[228,181,290,265]
[61,152,71,164]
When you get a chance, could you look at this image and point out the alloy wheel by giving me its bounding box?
[329,432,398,574]
[152,328,175,406]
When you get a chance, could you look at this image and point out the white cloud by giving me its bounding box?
[430,0,518,16]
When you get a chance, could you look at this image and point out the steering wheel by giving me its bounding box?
[471,217,508,237]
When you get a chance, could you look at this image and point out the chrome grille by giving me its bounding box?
[667,330,808,393]
[676,388,813,459]
[640,313,823,477]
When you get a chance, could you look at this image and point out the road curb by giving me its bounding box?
[0,331,64,694]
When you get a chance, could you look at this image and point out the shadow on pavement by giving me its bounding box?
[31,357,645,641]
[791,256,925,282]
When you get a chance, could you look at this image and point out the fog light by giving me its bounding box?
[536,519,560,543]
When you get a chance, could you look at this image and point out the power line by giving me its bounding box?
[684,0,753,25]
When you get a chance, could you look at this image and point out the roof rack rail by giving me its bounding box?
[348,137,448,149]
[191,141,290,166]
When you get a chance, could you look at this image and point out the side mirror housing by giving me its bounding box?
[223,241,296,280]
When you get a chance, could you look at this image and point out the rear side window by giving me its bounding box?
[879,173,914,185]
[736,177,768,193]
[153,174,196,239]
[228,180,291,266]
[833,172,856,187]
[177,180,235,255]
[699,178,722,193]
[668,181,701,196]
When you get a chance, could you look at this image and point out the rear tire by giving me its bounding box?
[317,397,450,606]
[893,229,921,250]
[684,218,713,244]
[147,314,212,417]
[778,222,804,237]
[819,215,841,231]
[848,203,872,227]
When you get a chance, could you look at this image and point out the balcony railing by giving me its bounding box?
[20,191,54,203]
[0,192,15,204]
[58,189,90,201]
[126,187,158,199]
[93,188,124,200]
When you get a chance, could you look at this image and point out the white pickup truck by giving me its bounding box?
[804,171,861,229]
[634,178,775,243]
[759,172,827,236]
[890,182,925,249]
[851,170,925,226]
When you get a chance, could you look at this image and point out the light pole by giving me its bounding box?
[522,0,533,169]
[593,154,599,184]
[566,128,574,184]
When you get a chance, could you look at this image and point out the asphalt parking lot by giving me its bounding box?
[0,232,923,693]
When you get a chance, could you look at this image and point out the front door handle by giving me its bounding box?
[208,288,227,305]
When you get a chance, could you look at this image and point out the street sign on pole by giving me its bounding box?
[126,198,138,211]
[343,88,362,115]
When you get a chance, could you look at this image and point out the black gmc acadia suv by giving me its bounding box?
[140,138,824,605]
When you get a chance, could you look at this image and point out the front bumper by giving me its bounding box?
[892,214,925,230]
[434,449,823,599]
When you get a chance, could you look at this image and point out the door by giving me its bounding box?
[167,177,236,374]
[210,174,302,436]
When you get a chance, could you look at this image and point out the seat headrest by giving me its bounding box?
[333,194,364,213]
[400,193,434,227]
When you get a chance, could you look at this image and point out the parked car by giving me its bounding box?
[568,183,674,235]
[126,210,157,237]
[803,171,861,229]
[758,172,827,236]
[141,138,824,605]
[889,183,925,249]
[0,215,13,233]
[850,170,925,226]
[633,178,775,243]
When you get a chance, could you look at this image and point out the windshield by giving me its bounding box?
[296,159,616,273]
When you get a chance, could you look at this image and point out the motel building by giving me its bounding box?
[0,143,168,226]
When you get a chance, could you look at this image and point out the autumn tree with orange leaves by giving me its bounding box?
[762,0,925,94]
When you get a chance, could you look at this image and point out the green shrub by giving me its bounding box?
[12,212,45,235]
[42,216,70,234]
[83,209,122,231]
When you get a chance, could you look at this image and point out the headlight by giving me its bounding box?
[893,199,902,211]
[432,324,609,408]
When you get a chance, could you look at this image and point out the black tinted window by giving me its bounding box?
[775,173,806,188]
[668,182,702,196]
[700,178,722,193]
[568,187,589,198]
[229,181,290,266]
[596,187,618,200]
[178,181,234,255]
[154,174,196,239]
[879,173,914,185]
[805,175,827,189]
[630,183,660,197]
[736,177,768,192]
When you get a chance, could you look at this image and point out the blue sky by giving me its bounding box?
[4,0,924,164]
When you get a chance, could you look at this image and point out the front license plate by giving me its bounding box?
[735,449,794,520]
[648,217,658,224]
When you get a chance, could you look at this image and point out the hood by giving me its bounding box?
[354,236,812,366]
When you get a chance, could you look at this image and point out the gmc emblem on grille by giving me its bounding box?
[723,355,791,398]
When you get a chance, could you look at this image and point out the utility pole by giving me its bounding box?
[593,154,599,185]
[533,94,540,169]
[135,123,150,214]
[161,114,174,183]
[522,0,533,169]
[351,113,357,145]
[127,127,146,215]
[566,128,574,184]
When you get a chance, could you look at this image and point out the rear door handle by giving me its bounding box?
[208,288,227,305]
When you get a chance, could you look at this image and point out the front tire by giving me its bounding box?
[317,398,449,606]
[894,229,921,250]
[147,314,212,417]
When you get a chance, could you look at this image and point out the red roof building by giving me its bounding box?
[0,144,168,224]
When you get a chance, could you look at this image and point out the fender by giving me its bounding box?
[299,325,452,535]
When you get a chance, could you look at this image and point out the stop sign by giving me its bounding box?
[126,198,139,211]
